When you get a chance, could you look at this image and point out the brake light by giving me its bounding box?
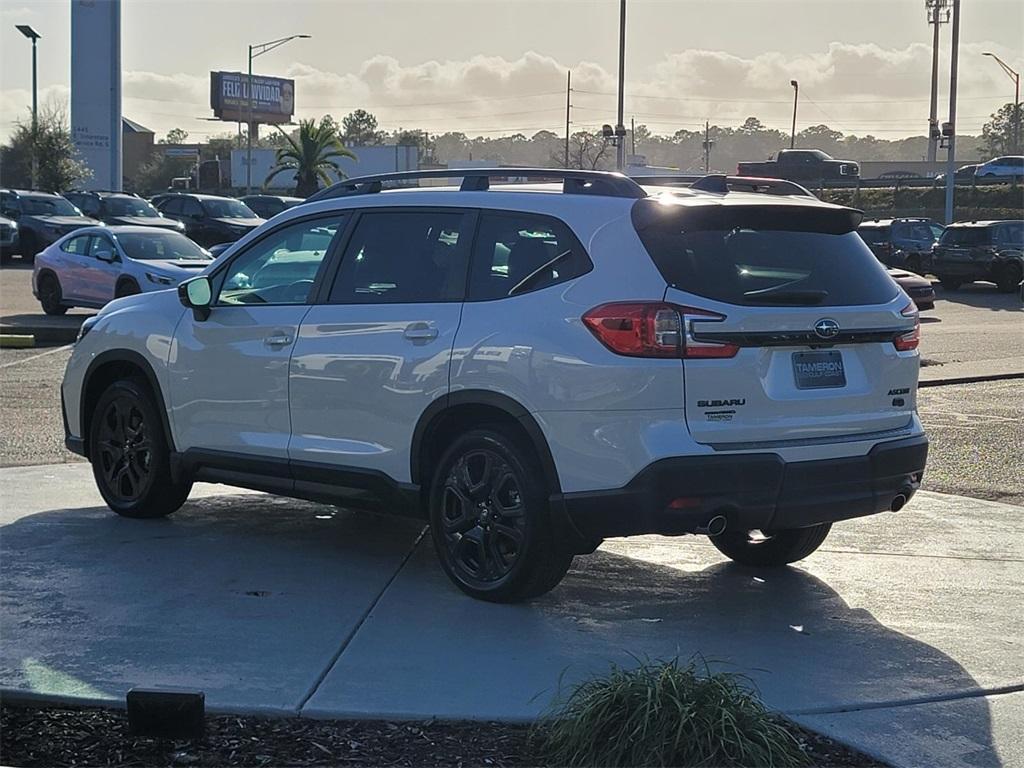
[582,302,739,359]
[894,302,920,351]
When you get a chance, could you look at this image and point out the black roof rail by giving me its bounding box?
[689,174,815,197]
[305,168,647,203]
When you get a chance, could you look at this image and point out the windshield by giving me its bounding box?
[940,227,991,246]
[202,199,256,219]
[856,227,889,245]
[116,231,211,261]
[21,196,81,216]
[107,197,160,217]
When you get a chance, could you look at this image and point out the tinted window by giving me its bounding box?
[635,209,898,306]
[329,211,469,304]
[20,195,80,216]
[908,223,937,241]
[62,235,91,255]
[106,197,159,217]
[88,235,116,259]
[161,198,183,215]
[218,216,344,306]
[939,227,991,246]
[116,231,211,261]
[66,194,99,216]
[202,198,255,218]
[468,212,591,301]
[856,227,889,246]
[182,198,203,217]
[997,222,1023,246]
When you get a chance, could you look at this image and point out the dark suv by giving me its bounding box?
[857,218,944,274]
[0,189,102,262]
[154,194,264,247]
[64,190,185,233]
[931,220,1024,292]
[240,194,304,219]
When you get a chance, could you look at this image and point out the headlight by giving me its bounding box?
[145,271,175,286]
[76,316,99,343]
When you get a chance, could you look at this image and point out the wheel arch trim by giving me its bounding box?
[410,390,562,494]
[80,349,175,458]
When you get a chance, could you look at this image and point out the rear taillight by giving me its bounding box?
[894,302,920,351]
[582,302,739,359]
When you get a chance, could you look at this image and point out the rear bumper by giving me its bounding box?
[553,434,928,545]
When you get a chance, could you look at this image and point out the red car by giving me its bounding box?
[888,268,935,311]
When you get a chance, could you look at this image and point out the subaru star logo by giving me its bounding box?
[813,318,840,339]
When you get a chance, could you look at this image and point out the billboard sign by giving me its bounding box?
[71,0,122,190]
[210,72,294,124]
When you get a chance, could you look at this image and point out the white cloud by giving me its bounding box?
[2,43,1019,142]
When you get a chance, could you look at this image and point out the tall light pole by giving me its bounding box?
[16,25,41,189]
[983,52,1021,154]
[943,0,961,225]
[615,0,626,171]
[247,34,310,194]
[790,80,799,149]
[925,1,951,162]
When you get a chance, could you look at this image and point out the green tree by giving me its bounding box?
[341,109,384,146]
[159,127,190,144]
[0,104,91,191]
[980,102,1022,157]
[264,117,356,196]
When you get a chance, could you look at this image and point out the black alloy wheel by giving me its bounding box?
[38,274,68,315]
[429,428,573,602]
[440,448,528,586]
[89,379,191,518]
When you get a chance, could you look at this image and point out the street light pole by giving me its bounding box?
[16,25,41,189]
[925,1,950,163]
[246,34,311,195]
[943,0,961,225]
[616,0,626,171]
[790,80,799,149]
[983,52,1021,154]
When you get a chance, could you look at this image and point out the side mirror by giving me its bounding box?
[95,249,117,263]
[178,276,213,321]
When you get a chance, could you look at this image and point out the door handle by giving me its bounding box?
[263,333,293,347]
[403,322,438,341]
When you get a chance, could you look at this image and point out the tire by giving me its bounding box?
[428,427,573,602]
[904,254,922,275]
[995,262,1022,293]
[88,378,192,518]
[710,523,832,567]
[38,273,68,315]
[937,275,964,290]
[115,279,141,298]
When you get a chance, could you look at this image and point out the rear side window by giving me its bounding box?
[634,203,898,307]
[62,235,91,255]
[468,212,591,301]
[997,222,1023,246]
[939,227,991,246]
[329,210,470,304]
[856,227,889,245]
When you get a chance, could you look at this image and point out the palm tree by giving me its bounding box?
[264,117,355,196]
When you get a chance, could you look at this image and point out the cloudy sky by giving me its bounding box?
[1,0,1022,142]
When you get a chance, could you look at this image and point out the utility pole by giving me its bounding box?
[564,70,571,168]
[16,25,40,189]
[925,1,951,162]
[615,0,626,171]
[703,120,713,173]
[943,0,960,225]
[790,80,799,149]
[631,117,635,157]
[984,52,1021,154]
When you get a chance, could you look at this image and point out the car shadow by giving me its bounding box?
[931,282,1022,312]
[0,499,1003,766]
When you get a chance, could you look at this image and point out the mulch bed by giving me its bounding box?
[0,703,886,767]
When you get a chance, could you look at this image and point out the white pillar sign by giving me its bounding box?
[71,0,122,190]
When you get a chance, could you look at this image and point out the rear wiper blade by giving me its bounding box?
[743,288,828,305]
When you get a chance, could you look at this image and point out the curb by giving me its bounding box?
[919,372,1024,388]
[0,334,34,348]
[0,325,79,344]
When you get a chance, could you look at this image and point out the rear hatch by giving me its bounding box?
[633,199,919,446]
[934,226,994,272]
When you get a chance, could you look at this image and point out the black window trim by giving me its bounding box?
[209,210,355,309]
[315,205,480,306]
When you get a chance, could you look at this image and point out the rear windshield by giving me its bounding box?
[634,203,898,307]
[856,227,889,245]
[939,227,992,246]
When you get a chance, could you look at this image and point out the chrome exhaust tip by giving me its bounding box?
[696,515,728,537]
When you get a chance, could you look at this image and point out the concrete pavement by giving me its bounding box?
[2,463,1021,767]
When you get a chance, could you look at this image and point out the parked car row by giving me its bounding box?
[0,188,309,264]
